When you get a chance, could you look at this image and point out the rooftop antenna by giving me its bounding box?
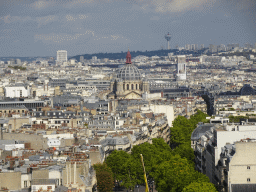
[165,32,171,50]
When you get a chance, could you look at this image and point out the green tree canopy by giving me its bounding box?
[153,155,196,192]
[173,142,195,165]
[170,110,209,147]
[182,182,217,192]
[93,163,114,192]
[106,150,144,189]
[131,139,173,178]
[106,150,130,180]
[121,156,144,190]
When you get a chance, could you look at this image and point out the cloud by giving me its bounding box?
[150,16,160,21]
[31,0,56,9]
[63,0,95,8]
[34,30,95,43]
[0,15,33,23]
[92,34,129,42]
[66,15,76,21]
[37,15,57,26]
[65,14,89,21]
[132,0,217,13]
[78,14,88,19]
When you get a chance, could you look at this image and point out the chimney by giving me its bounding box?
[10,159,15,170]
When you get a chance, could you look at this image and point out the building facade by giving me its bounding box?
[56,50,67,63]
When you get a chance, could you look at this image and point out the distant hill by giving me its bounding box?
[0,56,53,62]
[70,49,207,61]
[0,48,208,62]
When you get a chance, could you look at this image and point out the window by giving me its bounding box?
[24,181,27,188]
[127,84,129,90]
[131,84,134,90]
[247,166,251,170]
[247,178,250,182]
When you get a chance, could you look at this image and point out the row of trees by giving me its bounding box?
[8,66,26,70]
[94,110,216,192]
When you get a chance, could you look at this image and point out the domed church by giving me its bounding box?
[108,50,149,99]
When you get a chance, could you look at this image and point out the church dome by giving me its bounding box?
[117,50,141,81]
[117,64,141,81]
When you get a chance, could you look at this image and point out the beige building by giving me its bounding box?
[0,172,21,190]
[217,141,256,192]
[193,122,256,192]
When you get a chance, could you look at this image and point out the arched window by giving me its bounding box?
[123,83,125,90]
[127,84,129,90]
[136,84,138,90]
[131,84,134,90]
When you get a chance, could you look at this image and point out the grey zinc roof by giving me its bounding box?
[31,179,56,185]
[117,64,141,81]
[231,184,256,192]
[101,136,130,146]
[191,124,215,141]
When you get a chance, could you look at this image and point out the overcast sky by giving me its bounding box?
[0,0,255,57]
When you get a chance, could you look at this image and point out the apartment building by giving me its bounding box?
[192,121,256,191]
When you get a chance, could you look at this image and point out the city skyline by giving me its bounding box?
[0,0,256,57]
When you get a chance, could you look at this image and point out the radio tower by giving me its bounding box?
[165,32,171,50]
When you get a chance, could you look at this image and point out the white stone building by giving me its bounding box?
[5,85,30,98]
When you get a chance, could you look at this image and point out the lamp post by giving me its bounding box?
[135,185,140,192]
[147,178,154,192]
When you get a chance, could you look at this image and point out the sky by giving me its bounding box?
[0,0,256,57]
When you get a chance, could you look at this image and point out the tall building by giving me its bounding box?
[15,59,21,65]
[209,44,216,52]
[176,55,186,81]
[80,56,84,63]
[185,44,191,51]
[56,50,67,63]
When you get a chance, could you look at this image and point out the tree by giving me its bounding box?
[193,171,211,183]
[153,155,196,192]
[93,163,114,192]
[182,182,217,192]
[131,140,173,178]
[121,156,143,190]
[173,142,195,165]
[170,110,209,148]
[106,150,130,181]
[106,150,143,190]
